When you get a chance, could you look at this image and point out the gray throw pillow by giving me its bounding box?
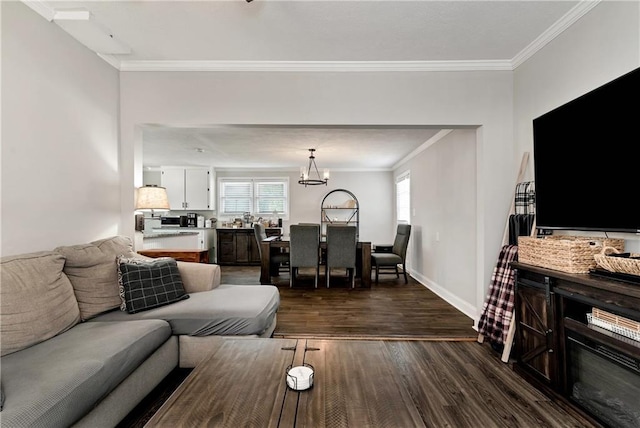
[55,236,138,320]
[117,257,189,314]
[0,251,80,357]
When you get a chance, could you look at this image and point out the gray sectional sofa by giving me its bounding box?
[0,235,280,428]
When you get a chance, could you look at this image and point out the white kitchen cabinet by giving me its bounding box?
[161,167,213,210]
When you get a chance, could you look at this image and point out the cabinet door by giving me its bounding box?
[515,275,557,386]
[195,231,205,250]
[185,169,210,210]
[161,168,186,210]
[235,232,251,263]
[217,231,236,264]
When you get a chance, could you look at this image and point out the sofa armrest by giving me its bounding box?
[176,262,221,293]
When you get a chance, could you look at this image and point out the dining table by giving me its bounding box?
[260,236,372,287]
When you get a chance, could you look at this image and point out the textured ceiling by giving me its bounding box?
[142,125,445,170]
[47,1,578,63]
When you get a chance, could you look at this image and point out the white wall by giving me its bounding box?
[1,2,121,256]
[395,129,478,318]
[514,1,640,253]
[215,169,393,244]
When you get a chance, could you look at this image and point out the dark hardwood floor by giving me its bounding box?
[221,265,477,340]
[117,265,597,427]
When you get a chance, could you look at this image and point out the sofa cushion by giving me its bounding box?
[117,256,189,314]
[92,284,280,336]
[0,320,171,427]
[55,236,138,320]
[0,251,80,357]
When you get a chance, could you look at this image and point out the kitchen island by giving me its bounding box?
[137,248,209,263]
[142,227,217,262]
[142,231,200,249]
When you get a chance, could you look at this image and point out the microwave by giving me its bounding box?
[160,216,181,226]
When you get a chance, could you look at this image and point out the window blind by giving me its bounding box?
[219,178,289,217]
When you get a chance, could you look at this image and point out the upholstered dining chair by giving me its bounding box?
[325,225,357,288]
[371,224,412,284]
[254,223,289,276]
[289,224,320,288]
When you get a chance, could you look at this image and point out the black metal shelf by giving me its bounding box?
[320,189,359,240]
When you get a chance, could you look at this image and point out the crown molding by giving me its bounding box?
[22,0,55,21]
[213,166,392,173]
[119,60,513,73]
[512,0,601,69]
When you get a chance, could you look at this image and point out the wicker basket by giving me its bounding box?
[589,308,640,342]
[594,246,640,276]
[518,235,625,274]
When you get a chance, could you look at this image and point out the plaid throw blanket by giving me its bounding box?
[514,181,535,215]
[477,244,519,345]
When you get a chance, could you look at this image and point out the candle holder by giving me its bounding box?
[285,363,314,391]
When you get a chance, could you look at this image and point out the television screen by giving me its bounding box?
[533,67,640,234]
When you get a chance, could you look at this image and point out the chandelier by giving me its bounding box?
[298,148,329,186]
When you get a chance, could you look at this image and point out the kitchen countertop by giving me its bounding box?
[159,226,217,231]
[143,231,200,239]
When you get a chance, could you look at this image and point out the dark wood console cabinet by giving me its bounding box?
[512,262,640,428]
[217,228,281,265]
[513,268,558,387]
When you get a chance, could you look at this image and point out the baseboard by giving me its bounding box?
[273,333,477,341]
[410,271,478,322]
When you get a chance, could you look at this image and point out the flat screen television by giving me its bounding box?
[532,66,640,234]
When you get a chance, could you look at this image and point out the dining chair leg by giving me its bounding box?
[350,268,355,289]
[315,265,319,289]
[403,263,408,283]
[395,265,399,279]
[375,263,379,283]
[325,265,330,288]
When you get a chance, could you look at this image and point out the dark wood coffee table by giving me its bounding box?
[145,338,424,427]
[146,338,597,428]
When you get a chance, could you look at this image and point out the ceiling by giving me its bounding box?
[30,0,586,170]
[142,125,448,170]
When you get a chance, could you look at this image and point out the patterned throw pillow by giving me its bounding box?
[117,257,189,314]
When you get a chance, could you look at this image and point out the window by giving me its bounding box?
[396,171,410,224]
[219,178,289,218]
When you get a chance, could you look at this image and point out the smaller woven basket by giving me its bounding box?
[594,246,640,276]
[588,308,640,342]
[518,235,625,274]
